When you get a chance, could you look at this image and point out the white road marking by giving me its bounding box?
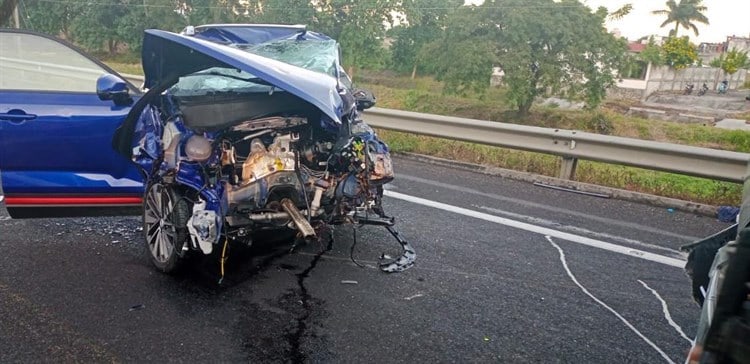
[476,204,682,255]
[384,190,686,268]
[638,280,693,344]
[396,174,699,242]
[545,236,675,364]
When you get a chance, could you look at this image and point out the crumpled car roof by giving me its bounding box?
[191,24,333,44]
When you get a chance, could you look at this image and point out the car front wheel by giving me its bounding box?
[143,182,191,273]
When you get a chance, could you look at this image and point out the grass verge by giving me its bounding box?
[105,61,143,76]
[377,129,741,206]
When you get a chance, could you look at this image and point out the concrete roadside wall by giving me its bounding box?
[607,86,644,100]
[644,66,748,98]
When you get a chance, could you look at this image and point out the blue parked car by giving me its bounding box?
[0,25,413,275]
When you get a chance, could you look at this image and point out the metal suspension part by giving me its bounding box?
[281,198,316,238]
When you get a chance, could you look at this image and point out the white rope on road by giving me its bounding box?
[638,279,694,344]
[545,236,676,364]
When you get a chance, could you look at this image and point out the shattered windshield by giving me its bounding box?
[237,39,339,78]
[170,67,273,97]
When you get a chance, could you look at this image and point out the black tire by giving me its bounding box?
[143,182,192,274]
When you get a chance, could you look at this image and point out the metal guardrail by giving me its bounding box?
[120,73,750,183]
[2,56,106,77]
[122,73,145,89]
[365,108,750,182]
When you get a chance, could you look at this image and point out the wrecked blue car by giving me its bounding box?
[0,24,414,275]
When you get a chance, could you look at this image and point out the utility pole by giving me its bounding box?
[13,3,20,28]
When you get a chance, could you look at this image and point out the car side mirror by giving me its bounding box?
[353,89,376,111]
[97,74,132,106]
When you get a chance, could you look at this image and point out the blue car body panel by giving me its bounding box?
[0,91,143,195]
[0,29,145,217]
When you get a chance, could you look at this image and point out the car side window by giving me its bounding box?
[0,32,107,93]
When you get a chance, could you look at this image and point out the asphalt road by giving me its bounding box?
[0,155,732,363]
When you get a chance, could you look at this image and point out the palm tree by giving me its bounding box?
[652,0,709,37]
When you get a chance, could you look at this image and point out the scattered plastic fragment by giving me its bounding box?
[404,293,423,301]
[667,208,675,213]
[129,304,146,311]
[111,240,120,244]
[341,280,358,285]
[483,337,490,342]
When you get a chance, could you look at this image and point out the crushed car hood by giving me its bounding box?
[141,29,343,123]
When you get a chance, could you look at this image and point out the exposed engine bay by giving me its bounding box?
[130,86,414,278]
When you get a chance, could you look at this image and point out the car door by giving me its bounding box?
[0,30,144,218]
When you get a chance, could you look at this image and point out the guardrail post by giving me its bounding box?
[559,156,578,180]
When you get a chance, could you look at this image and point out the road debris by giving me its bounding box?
[404,293,424,301]
[532,182,610,198]
[341,280,358,285]
[129,304,146,311]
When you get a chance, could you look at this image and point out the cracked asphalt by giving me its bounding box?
[0,155,733,363]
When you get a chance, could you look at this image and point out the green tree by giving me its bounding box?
[314,0,404,76]
[418,4,499,95]
[661,36,698,69]
[251,0,316,25]
[25,0,268,54]
[425,0,626,115]
[71,5,125,54]
[651,0,709,37]
[639,37,664,66]
[114,0,188,54]
[710,48,750,75]
[389,0,462,78]
[185,0,250,24]
[20,0,84,38]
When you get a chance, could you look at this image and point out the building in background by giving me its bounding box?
[726,36,750,53]
[698,42,725,65]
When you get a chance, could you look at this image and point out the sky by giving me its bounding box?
[465,0,750,43]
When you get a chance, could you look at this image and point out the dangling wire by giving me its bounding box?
[294,152,312,222]
[218,236,229,285]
